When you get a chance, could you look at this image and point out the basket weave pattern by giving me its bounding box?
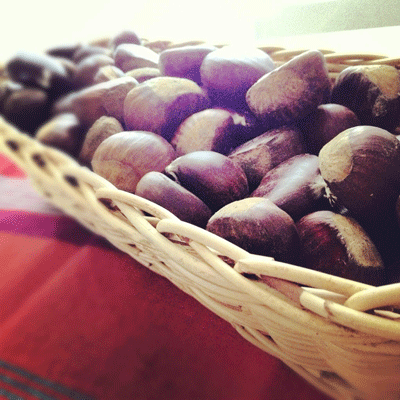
[2,47,400,400]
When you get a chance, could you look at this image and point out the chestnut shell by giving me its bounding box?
[207,197,300,264]
[331,65,400,133]
[297,210,385,285]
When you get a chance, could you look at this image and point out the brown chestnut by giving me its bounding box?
[164,150,248,212]
[35,113,83,156]
[296,210,385,285]
[297,103,360,155]
[0,80,23,111]
[228,125,304,191]
[73,54,115,87]
[135,171,212,228]
[108,30,142,49]
[92,131,176,193]
[72,45,112,64]
[159,44,217,85]
[200,45,275,111]
[251,154,329,221]
[170,107,259,156]
[46,43,82,60]
[113,44,159,72]
[246,50,331,127]
[125,67,161,83]
[331,64,400,133]
[53,76,138,127]
[319,125,400,221]
[6,50,72,95]
[2,87,50,134]
[206,197,300,264]
[123,76,210,141]
[93,65,125,84]
[79,116,124,165]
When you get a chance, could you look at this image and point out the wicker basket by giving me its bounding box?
[2,45,400,400]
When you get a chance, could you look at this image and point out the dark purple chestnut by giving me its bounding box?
[251,154,330,221]
[92,131,176,193]
[159,44,217,85]
[170,107,259,156]
[246,50,331,127]
[296,210,385,285]
[331,64,400,133]
[2,87,50,134]
[319,125,400,222]
[206,197,300,264]
[297,103,360,155]
[228,125,304,191]
[164,150,248,212]
[123,76,210,141]
[200,45,275,111]
[135,171,212,228]
[46,42,83,60]
[6,50,73,96]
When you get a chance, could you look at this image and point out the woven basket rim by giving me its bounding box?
[1,116,400,344]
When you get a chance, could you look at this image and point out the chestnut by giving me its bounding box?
[331,64,400,133]
[297,103,360,155]
[170,107,259,156]
[246,50,331,127]
[164,150,248,212]
[2,87,50,135]
[73,53,115,88]
[135,171,212,228]
[0,80,24,112]
[125,67,161,83]
[79,116,124,165]
[6,50,73,96]
[46,43,82,60]
[251,154,330,221]
[123,76,210,141]
[53,76,138,127]
[200,45,275,111]
[91,131,176,193]
[319,125,400,222]
[228,125,304,191]
[113,43,159,72]
[296,210,385,285]
[159,44,217,85]
[72,45,112,64]
[108,29,142,49]
[35,112,83,156]
[206,197,300,264]
[93,65,125,84]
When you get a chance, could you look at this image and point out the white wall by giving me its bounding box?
[0,0,399,61]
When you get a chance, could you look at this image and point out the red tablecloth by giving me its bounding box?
[0,153,332,400]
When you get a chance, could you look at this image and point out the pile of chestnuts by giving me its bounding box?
[1,29,400,286]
